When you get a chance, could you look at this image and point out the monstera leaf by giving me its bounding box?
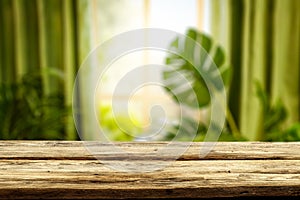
[163,28,231,108]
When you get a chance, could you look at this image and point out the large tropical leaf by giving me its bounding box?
[163,28,231,108]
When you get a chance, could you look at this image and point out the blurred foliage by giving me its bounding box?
[163,28,231,108]
[163,28,300,142]
[163,117,206,141]
[98,104,142,141]
[163,28,241,141]
[164,117,248,142]
[255,82,300,141]
[210,0,300,141]
[0,73,69,139]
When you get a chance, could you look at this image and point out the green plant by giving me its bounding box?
[255,82,300,141]
[98,104,142,141]
[0,73,70,139]
[163,28,241,141]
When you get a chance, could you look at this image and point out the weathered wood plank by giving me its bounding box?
[1,141,300,160]
[1,159,300,198]
[0,141,300,199]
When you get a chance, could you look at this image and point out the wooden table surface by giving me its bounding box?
[1,141,300,199]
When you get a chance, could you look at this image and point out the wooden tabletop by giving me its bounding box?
[1,141,300,199]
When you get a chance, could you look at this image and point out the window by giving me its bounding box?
[89,0,209,140]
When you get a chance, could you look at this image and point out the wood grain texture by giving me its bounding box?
[1,141,300,199]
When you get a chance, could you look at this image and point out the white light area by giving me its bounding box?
[202,0,211,34]
[94,0,144,45]
[148,0,197,33]
[93,0,208,134]
[96,50,171,96]
[94,0,202,43]
[96,49,181,126]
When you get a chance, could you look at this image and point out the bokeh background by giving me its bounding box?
[0,0,299,141]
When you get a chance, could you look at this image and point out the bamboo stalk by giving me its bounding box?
[25,2,40,73]
[0,1,3,82]
[210,0,221,42]
[227,0,243,130]
[37,0,51,96]
[76,0,95,140]
[12,0,27,82]
[63,0,76,140]
[224,0,231,61]
[38,0,63,95]
[0,0,13,138]
[251,0,268,140]
[272,0,300,126]
[240,0,254,139]
[298,0,300,122]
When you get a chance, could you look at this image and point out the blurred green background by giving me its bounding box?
[0,0,299,141]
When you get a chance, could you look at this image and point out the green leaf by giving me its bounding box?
[255,81,292,141]
[220,65,232,87]
[163,28,229,108]
[213,46,225,67]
